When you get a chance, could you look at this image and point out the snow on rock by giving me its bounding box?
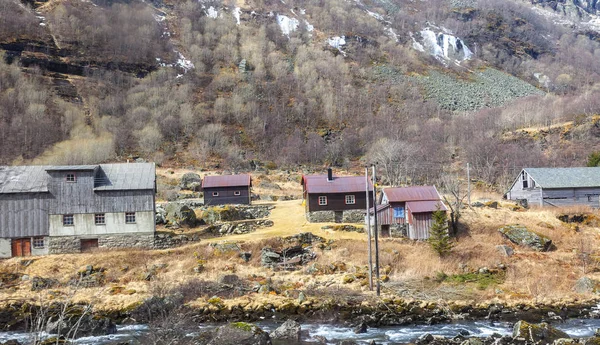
[366,10,384,21]
[153,14,166,22]
[328,36,347,56]
[305,20,314,32]
[386,27,399,42]
[328,36,346,49]
[205,6,218,19]
[412,27,472,64]
[277,14,299,36]
[233,7,241,24]
[175,52,195,72]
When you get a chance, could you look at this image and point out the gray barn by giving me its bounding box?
[0,163,156,258]
[506,167,600,207]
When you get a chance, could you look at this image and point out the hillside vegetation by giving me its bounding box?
[2,0,600,190]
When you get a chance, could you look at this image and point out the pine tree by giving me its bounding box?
[428,207,454,257]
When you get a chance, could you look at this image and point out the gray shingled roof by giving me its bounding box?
[0,163,155,193]
[94,163,156,191]
[525,167,600,189]
[0,166,49,193]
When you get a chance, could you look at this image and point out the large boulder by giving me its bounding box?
[207,322,271,345]
[498,224,552,251]
[165,203,197,227]
[155,204,167,224]
[180,173,202,191]
[574,276,599,294]
[270,319,300,341]
[512,321,569,344]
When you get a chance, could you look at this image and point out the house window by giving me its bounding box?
[212,192,219,197]
[125,212,136,224]
[95,213,105,225]
[234,191,241,196]
[66,173,76,182]
[33,237,45,249]
[345,195,356,204]
[63,214,74,226]
[522,171,528,188]
[318,196,327,205]
[393,207,405,218]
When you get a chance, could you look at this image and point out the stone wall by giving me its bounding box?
[153,232,200,250]
[48,233,155,254]
[389,224,408,238]
[307,210,366,224]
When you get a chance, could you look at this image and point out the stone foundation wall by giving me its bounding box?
[307,210,366,224]
[48,233,155,254]
[389,224,408,238]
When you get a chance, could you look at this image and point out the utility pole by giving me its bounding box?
[365,167,373,291]
[372,165,381,296]
[467,163,471,207]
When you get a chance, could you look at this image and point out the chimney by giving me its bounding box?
[327,168,333,182]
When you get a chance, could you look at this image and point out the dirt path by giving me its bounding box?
[204,200,367,243]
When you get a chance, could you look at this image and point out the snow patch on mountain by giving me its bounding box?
[411,27,472,65]
[205,6,218,19]
[328,36,347,56]
[233,7,241,24]
[277,14,299,36]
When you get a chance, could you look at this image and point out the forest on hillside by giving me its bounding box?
[2,0,600,190]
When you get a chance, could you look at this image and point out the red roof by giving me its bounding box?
[202,174,251,188]
[383,186,441,202]
[302,175,373,194]
[406,200,447,213]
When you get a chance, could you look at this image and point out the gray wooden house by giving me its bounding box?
[301,168,374,223]
[373,185,446,240]
[0,163,156,258]
[506,167,600,207]
[202,174,252,205]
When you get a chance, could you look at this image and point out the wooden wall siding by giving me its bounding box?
[377,202,406,225]
[408,213,433,240]
[307,193,373,212]
[48,189,154,214]
[204,186,250,205]
[0,193,50,237]
[507,188,543,206]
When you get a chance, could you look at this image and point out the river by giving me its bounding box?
[2,318,600,345]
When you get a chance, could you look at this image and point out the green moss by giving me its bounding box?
[445,272,505,290]
[230,322,254,332]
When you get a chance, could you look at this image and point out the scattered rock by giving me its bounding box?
[180,172,202,191]
[31,276,59,291]
[207,322,271,345]
[331,225,365,233]
[270,319,300,341]
[574,277,598,294]
[258,181,281,190]
[261,245,316,269]
[512,320,569,344]
[471,201,484,208]
[240,252,252,262]
[418,333,434,343]
[496,245,514,257]
[498,224,553,251]
[1,340,22,345]
[485,201,498,209]
[353,321,368,334]
[218,274,240,285]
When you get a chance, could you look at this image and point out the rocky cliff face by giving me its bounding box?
[532,0,600,18]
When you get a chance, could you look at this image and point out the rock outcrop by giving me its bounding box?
[180,172,202,191]
[207,322,271,345]
[270,319,301,341]
[512,320,570,344]
[498,224,553,251]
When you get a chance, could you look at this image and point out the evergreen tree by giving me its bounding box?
[428,207,454,257]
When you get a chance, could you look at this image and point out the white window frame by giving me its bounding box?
[95,213,106,225]
[33,237,45,249]
[345,195,356,205]
[234,191,241,196]
[125,212,136,224]
[318,196,327,205]
[66,173,76,183]
[212,192,219,197]
[63,214,74,226]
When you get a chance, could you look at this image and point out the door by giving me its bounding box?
[11,238,31,257]
[80,239,99,252]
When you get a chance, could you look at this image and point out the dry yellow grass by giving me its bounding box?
[1,195,600,310]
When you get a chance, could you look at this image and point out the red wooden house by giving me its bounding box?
[374,185,446,240]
